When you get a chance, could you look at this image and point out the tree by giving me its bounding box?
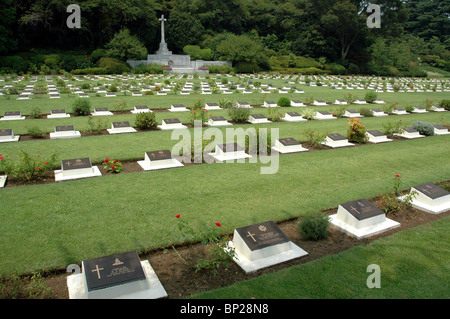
[0,0,17,54]
[105,28,147,61]
[214,34,263,63]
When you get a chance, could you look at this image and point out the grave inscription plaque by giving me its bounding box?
[235,221,290,251]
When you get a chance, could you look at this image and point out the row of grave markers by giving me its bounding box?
[66,181,450,299]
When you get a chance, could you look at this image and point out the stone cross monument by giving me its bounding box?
[156,14,172,55]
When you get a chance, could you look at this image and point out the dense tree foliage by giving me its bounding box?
[1,0,449,75]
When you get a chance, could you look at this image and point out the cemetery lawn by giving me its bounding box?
[192,216,450,299]
[0,135,449,276]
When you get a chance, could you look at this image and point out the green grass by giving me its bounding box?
[192,217,450,299]
[0,135,449,275]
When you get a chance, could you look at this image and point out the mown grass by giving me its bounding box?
[0,135,449,275]
[192,217,450,299]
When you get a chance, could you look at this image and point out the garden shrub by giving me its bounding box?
[72,98,92,116]
[364,90,378,103]
[277,97,291,107]
[302,128,328,146]
[347,118,368,143]
[298,211,330,241]
[134,112,157,130]
[27,126,45,138]
[97,57,130,74]
[439,99,450,110]
[412,121,434,136]
[133,63,164,74]
[359,107,373,117]
[228,107,250,123]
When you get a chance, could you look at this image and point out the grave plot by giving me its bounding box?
[107,121,137,134]
[282,112,307,122]
[354,99,367,105]
[235,101,252,108]
[50,125,81,140]
[329,198,400,239]
[373,99,386,104]
[313,111,336,120]
[399,182,450,214]
[392,107,408,115]
[67,251,167,299]
[137,150,184,171]
[208,143,252,162]
[131,105,152,114]
[248,114,271,124]
[321,133,354,148]
[206,116,232,127]
[411,106,428,114]
[227,221,308,274]
[343,109,362,118]
[0,175,6,188]
[262,101,277,108]
[431,105,446,112]
[169,104,189,112]
[370,108,388,117]
[313,99,327,106]
[291,100,305,107]
[47,109,70,119]
[54,157,102,182]
[271,137,309,154]
[366,130,392,144]
[157,118,187,130]
[1,111,25,121]
[0,129,20,143]
[91,108,113,116]
[204,102,222,110]
[334,99,347,105]
[433,125,450,135]
[394,127,425,139]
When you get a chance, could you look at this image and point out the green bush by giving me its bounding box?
[90,49,107,62]
[0,55,29,73]
[30,107,43,119]
[207,65,233,74]
[133,63,164,74]
[412,121,434,136]
[364,90,378,103]
[439,99,450,110]
[359,107,373,117]
[97,57,130,74]
[277,97,291,107]
[228,107,250,123]
[71,67,108,75]
[26,126,45,138]
[72,98,92,116]
[329,63,347,75]
[233,61,260,73]
[134,112,157,130]
[298,212,330,241]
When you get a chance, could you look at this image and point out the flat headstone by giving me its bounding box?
[217,143,244,153]
[62,158,92,171]
[340,199,384,221]
[146,150,172,161]
[413,183,449,200]
[112,121,132,128]
[400,182,450,214]
[55,125,75,132]
[278,138,301,146]
[230,221,308,273]
[83,251,146,292]
[328,133,347,141]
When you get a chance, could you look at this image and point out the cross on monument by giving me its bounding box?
[349,206,360,215]
[159,15,167,44]
[247,231,257,242]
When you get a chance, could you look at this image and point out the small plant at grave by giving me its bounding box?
[245,127,272,156]
[228,106,250,124]
[189,99,208,125]
[0,272,53,299]
[298,211,330,241]
[134,112,157,130]
[86,115,108,134]
[364,90,378,103]
[404,105,414,113]
[334,105,347,118]
[26,126,45,138]
[412,121,435,136]
[423,99,434,111]
[172,215,236,277]
[103,158,123,173]
[0,150,57,182]
[382,119,404,138]
[266,107,284,122]
[305,96,315,105]
[377,175,417,215]
[112,100,128,113]
[302,128,328,147]
[218,98,233,109]
[347,118,368,143]
[383,103,396,114]
[277,97,291,107]
[344,93,356,104]
[72,98,92,116]
[30,107,43,119]
[438,99,450,111]
[300,107,316,120]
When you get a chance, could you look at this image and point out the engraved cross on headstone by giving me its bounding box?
[349,206,360,215]
[247,231,256,242]
[92,264,104,280]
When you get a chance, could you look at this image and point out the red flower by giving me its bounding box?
[105,158,109,163]
[111,165,115,169]
[175,214,181,218]
[0,157,3,160]
[215,222,222,227]
[45,161,49,164]
[37,167,41,171]
[396,174,400,178]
